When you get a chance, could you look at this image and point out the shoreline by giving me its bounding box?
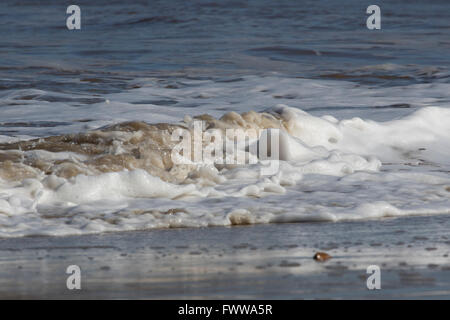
[0,214,449,299]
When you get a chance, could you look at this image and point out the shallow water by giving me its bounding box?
[0,0,449,237]
[1,215,449,299]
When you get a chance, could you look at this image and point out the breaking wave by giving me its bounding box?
[1,104,449,237]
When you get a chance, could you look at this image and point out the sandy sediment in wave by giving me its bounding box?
[0,110,284,183]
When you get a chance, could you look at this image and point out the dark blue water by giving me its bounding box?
[1,0,449,96]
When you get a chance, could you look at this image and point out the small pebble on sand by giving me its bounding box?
[313,252,331,262]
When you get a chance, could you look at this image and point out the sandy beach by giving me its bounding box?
[1,214,449,299]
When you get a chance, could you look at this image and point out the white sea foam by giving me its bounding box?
[0,76,449,237]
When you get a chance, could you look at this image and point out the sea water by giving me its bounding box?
[0,0,449,237]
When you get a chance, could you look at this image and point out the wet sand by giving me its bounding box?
[0,214,449,299]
